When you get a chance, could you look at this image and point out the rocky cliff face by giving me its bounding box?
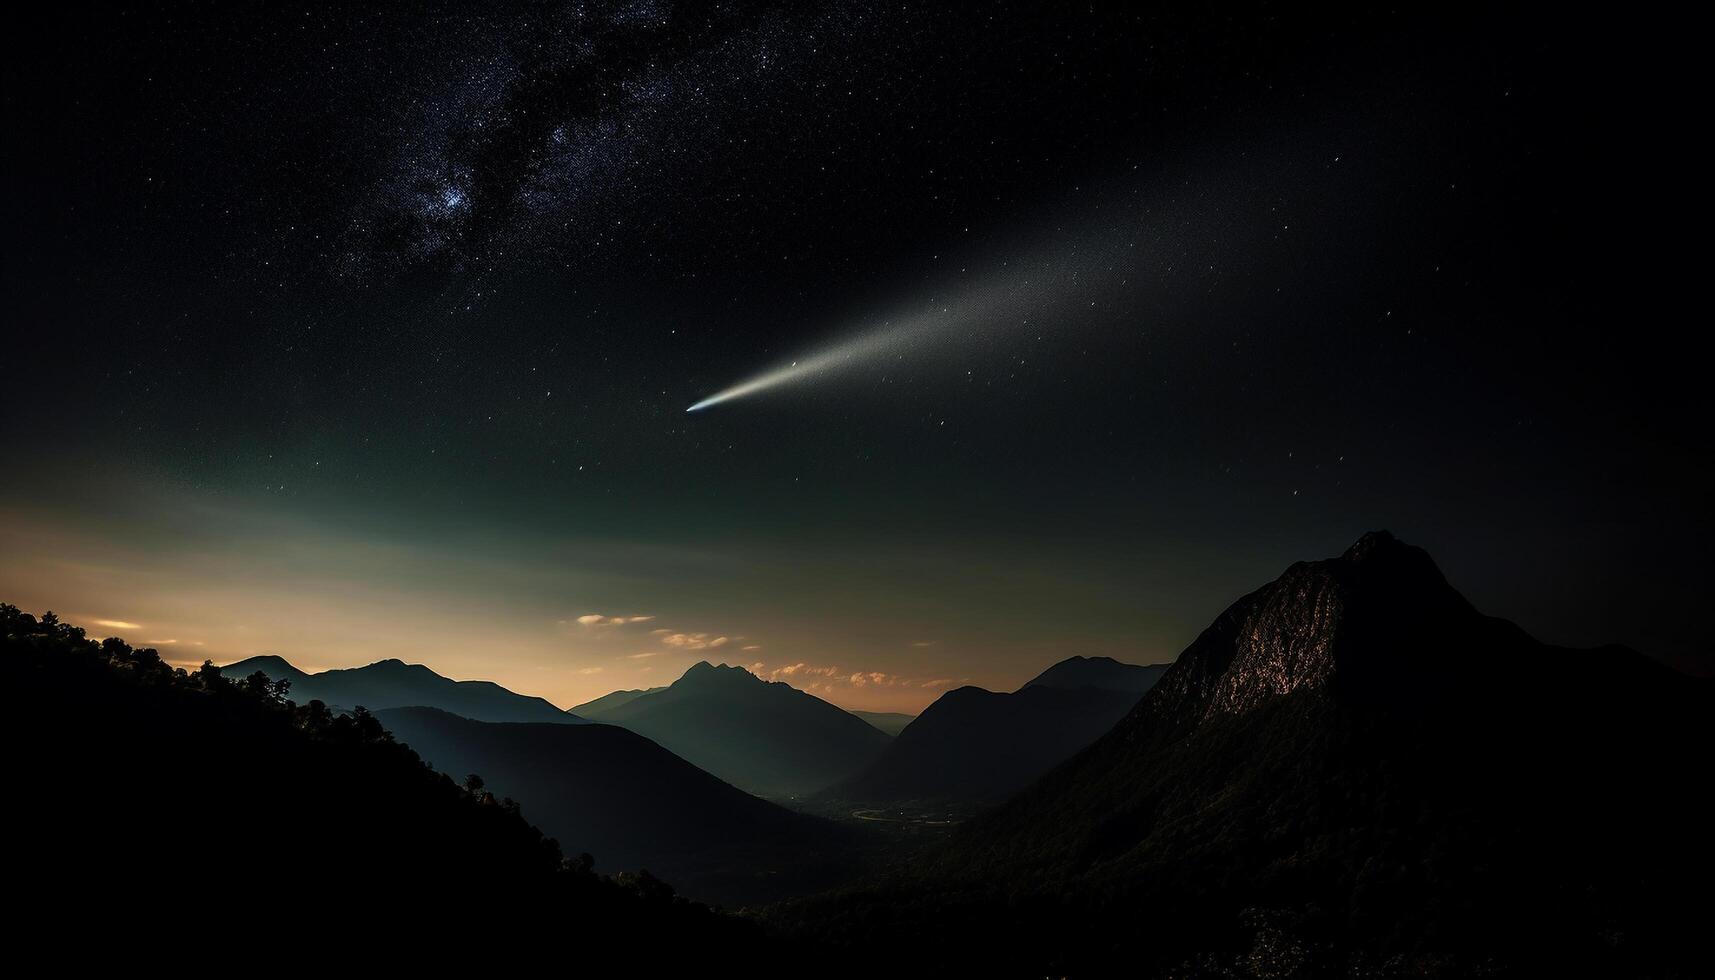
[1126,530,1505,735]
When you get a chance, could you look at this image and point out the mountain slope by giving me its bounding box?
[567,685,666,720]
[376,706,851,904]
[220,655,579,724]
[597,661,891,799]
[785,532,1715,975]
[2,604,783,960]
[850,710,915,736]
[827,655,1166,804]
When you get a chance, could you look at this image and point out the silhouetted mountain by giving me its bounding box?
[220,653,311,686]
[780,532,1714,976]
[2,604,784,962]
[568,685,666,720]
[596,661,891,799]
[1019,653,1164,693]
[827,655,1166,804]
[376,706,853,905]
[220,654,579,724]
[850,710,915,736]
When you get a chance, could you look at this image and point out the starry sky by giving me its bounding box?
[2,3,1708,711]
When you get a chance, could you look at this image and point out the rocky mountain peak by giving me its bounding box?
[677,661,758,687]
[1143,531,1477,728]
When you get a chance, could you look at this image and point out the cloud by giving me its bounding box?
[747,660,954,693]
[577,613,656,627]
[659,631,734,651]
[912,640,936,648]
[94,619,141,630]
[578,666,604,675]
[627,651,661,659]
[147,639,180,645]
[742,644,761,651]
[757,662,841,682]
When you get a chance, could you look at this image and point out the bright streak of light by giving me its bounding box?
[686,320,927,412]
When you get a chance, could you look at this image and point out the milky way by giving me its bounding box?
[337,3,887,288]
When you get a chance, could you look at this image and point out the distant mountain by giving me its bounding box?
[1020,654,1163,693]
[220,655,579,725]
[376,707,849,905]
[594,662,891,799]
[568,685,666,720]
[787,532,1715,975]
[217,652,311,686]
[850,710,915,737]
[827,655,1166,804]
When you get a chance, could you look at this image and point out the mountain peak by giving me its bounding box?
[677,661,758,686]
[1146,532,1479,727]
[1335,529,1446,583]
[238,654,299,672]
[1341,528,1399,560]
[597,659,891,797]
[1021,655,1166,695]
[219,654,310,682]
[355,658,439,678]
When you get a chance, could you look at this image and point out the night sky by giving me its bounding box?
[3,4,1708,710]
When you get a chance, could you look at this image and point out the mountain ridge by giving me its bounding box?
[219,654,579,725]
[568,685,667,720]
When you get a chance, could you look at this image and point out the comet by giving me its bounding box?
[682,155,1297,415]
[686,318,930,412]
[685,257,1096,413]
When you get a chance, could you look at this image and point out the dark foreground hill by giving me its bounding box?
[220,653,578,724]
[828,656,1167,804]
[377,706,857,905]
[1,604,787,966]
[594,661,892,799]
[777,533,1714,977]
